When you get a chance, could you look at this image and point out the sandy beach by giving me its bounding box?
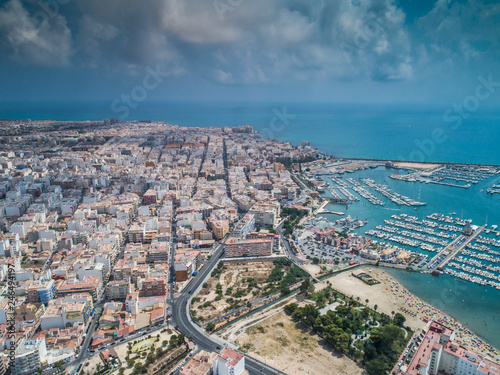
[326,266,500,360]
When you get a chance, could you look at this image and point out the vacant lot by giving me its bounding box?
[237,311,368,375]
[84,327,178,375]
[191,259,308,326]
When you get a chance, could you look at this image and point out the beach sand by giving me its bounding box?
[326,266,500,360]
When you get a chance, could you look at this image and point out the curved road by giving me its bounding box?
[172,244,287,375]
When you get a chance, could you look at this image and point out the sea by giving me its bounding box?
[2,100,500,347]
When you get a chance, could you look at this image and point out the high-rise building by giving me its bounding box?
[231,213,255,239]
[13,338,47,375]
[399,321,500,375]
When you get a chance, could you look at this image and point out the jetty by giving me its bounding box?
[426,225,485,272]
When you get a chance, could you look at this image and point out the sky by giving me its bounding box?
[0,0,499,106]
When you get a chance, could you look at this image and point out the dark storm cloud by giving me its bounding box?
[0,0,499,103]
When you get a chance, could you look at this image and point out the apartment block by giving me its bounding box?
[13,338,47,375]
[105,280,130,301]
[213,348,245,375]
[231,213,255,239]
[224,237,272,258]
[401,321,500,375]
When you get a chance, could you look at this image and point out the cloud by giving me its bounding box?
[0,0,413,83]
[417,0,500,63]
[0,0,72,66]
[2,0,499,103]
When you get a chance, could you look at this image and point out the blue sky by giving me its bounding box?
[0,0,499,106]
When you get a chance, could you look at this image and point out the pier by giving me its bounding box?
[323,196,350,204]
[426,225,485,272]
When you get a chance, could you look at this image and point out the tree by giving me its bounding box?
[134,362,143,372]
[374,304,378,311]
[365,358,390,375]
[146,353,155,365]
[393,313,406,327]
[206,323,215,332]
[177,333,185,345]
[300,278,315,297]
[324,324,350,353]
[127,359,135,368]
[280,286,291,297]
[297,304,319,327]
[162,340,168,347]
[55,360,64,371]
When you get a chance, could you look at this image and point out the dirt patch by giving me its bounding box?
[192,260,277,324]
[237,311,367,375]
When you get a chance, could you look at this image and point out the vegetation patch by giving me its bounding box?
[284,292,411,375]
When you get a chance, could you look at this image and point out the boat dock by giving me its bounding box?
[426,225,485,272]
[313,200,330,216]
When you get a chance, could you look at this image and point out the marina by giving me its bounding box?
[331,176,385,206]
[361,178,426,206]
[389,164,500,190]
[487,183,500,195]
[363,213,500,290]
[313,163,500,349]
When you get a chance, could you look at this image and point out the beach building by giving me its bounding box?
[401,321,500,375]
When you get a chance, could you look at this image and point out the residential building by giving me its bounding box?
[56,276,102,301]
[224,237,272,258]
[26,279,56,304]
[231,213,255,239]
[248,201,281,228]
[213,348,245,375]
[209,219,229,240]
[13,338,47,375]
[105,280,130,301]
[138,277,166,297]
[401,321,500,375]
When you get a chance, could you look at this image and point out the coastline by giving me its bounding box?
[325,266,500,361]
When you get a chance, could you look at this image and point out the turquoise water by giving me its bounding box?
[322,166,500,348]
[2,101,500,164]
[325,167,500,232]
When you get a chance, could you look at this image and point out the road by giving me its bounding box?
[171,242,287,375]
[276,221,305,266]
